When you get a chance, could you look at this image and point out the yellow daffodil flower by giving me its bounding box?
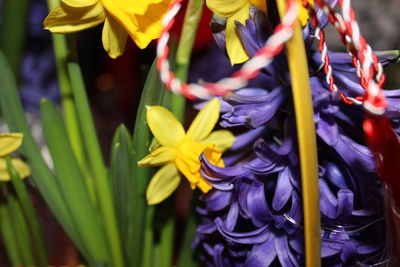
[138,98,235,205]
[0,133,30,181]
[206,0,313,65]
[44,0,173,58]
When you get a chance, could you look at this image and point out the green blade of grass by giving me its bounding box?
[0,51,83,252]
[7,157,48,267]
[40,99,110,264]
[67,62,124,267]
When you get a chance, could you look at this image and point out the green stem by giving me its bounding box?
[0,0,29,80]
[172,0,205,121]
[68,62,124,267]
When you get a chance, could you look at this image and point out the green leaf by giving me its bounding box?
[67,62,124,267]
[0,193,21,265]
[6,190,35,266]
[40,99,109,264]
[110,125,135,265]
[131,58,173,267]
[177,213,198,267]
[0,51,83,254]
[7,157,48,266]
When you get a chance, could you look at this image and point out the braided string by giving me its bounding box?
[156,0,300,99]
[315,0,387,115]
[303,0,362,105]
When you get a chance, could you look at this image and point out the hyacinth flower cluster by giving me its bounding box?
[193,5,400,266]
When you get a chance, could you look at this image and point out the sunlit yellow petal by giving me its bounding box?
[146,106,185,147]
[103,0,169,49]
[44,2,105,33]
[298,0,311,26]
[138,147,175,166]
[0,158,30,182]
[225,6,251,65]
[186,98,221,142]
[201,130,235,151]
[102,16,128,58]
[61,0,98,8]
[146,163,180,205]
[132,2,169,48]
[206,0,247,17]
[0,133,23,158]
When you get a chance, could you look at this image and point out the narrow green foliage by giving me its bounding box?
[110,125,135,265]
[0,199,21,265]
[177,213,198,267]
[40,99,109,263]
[7,191,35,266]
[152,199,175,267]
[67,62,124,267]
[132,58,174,267]
[7,158,48,266]
[0,51,83,252]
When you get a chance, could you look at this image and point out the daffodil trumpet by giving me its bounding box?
[138,98,235,205]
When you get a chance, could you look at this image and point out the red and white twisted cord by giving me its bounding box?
[315,0,386,115]
[156,0,299,99]
[303,0,362,105]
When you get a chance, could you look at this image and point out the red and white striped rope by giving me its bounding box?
[315,0,387,115]
[303,0,362,105]
[156,0,300,99]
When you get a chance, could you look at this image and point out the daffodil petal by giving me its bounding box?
[44,2,105,33]
[103,0,169,49]
[206,0,247,17]
[0,133,23,158]
[0,158,30,182]
[61,0,98,8]
[186,98,221,142]
[146,163,180,205]
[225,8,250,65]
[138,147,175,166]
[298,1,310,26]
[201,130,235,152]
[146,106,185,147]
[102,16,128,58]
[249,0,266,10]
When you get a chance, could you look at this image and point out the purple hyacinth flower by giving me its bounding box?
[191,4,400,266]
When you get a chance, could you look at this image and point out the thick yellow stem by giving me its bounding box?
[276,1,321,267]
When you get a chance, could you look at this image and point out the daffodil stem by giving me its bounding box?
[47,31,88,186]
[276,1,321,266]
[67,62,124,267]
[0,0,29,80]
[173,0,205,122]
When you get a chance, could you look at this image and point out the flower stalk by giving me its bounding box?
[276,0,321,266]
